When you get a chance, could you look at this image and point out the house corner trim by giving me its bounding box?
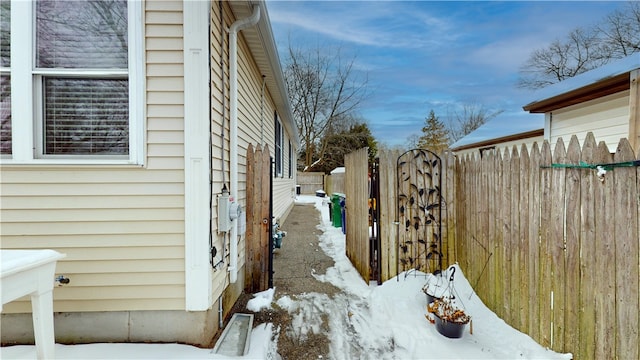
[183,0,212,311]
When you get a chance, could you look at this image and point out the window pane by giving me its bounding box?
[288,141,293,178]
[275,118,282,176]
[36,0,128,69]
[0,74,10,154]
[0,0,9,67]
[44,78,129,155]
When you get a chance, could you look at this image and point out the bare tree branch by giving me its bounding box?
[284,43,369,170]
[518,2,640,90]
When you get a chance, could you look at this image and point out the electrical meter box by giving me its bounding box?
[218,192,240,233]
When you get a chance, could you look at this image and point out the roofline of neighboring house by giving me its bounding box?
[449,128,544,152]
[523,55,640,114]
[523,72,630,113]
[228,1,300,146]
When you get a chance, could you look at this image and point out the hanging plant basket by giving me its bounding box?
[423,266,471,339]
[434,313,469,339]
[427,298,471,339]
[421,271,447,304]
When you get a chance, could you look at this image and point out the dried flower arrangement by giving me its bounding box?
[427,298,470,324]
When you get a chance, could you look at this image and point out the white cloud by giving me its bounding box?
[267,1,459,50]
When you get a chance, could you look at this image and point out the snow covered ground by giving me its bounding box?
[1,195,572,359]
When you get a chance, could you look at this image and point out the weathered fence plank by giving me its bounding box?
[254,145,265,292]
[564,136,581,353]
[637,145,640,360]
[245,144,257,291]
[637,144,640,360]
[459,155,470,279]
[501,148,512,321]
[613,139,639,360]
[345,147,370,282]
[442,151,457,268]
[539,141,553,348]
[260,145,271,291]
[550,138,567,350]
[594,141,615,360]
[493,150,504,318]
[455,156,469,278]
[482,151,500,309]
[509,146,520,329]
[245,144,271,293]
[578,133,597,360]
[477,151,490,302]
[518,145,530,333]
[468,153,477,289]
[528,142,541,342]
[379,150,399,281]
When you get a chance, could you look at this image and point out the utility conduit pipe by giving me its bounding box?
[229,5,260,284]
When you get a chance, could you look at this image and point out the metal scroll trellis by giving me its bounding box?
[396,149,444,276]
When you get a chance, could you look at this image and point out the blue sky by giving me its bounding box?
[265,1,628,147]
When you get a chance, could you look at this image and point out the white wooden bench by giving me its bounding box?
[1,250,65,360]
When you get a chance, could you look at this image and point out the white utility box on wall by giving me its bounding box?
[218,190,241,233]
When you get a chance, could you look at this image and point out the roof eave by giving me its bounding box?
[228,1,300,147]
[523,72,630,113]
[450,128,544,152]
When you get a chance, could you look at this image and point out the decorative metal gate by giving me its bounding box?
[396,149,444,275]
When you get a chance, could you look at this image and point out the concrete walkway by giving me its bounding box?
[274,202,340,298]
[269,202,340,359]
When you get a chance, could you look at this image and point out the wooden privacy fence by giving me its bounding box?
[343,133,639,359]
[344,148,370,281]
[344,148,457,282]
[456,134,639,359]
[245,144,271,293]
[326,171,345,195]
[296,171,324,194]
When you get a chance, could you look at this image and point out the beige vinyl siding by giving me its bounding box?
[142,0,186,309]
[273,179,296,222]
[227,10,295,272]
[0,0,187,313]
[235,33,264,271]
[551,90,630,151]
[274,129,296,222]
[208,1,229,303]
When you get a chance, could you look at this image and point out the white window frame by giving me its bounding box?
[2,0,144,165]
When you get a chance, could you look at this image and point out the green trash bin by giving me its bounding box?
[331,193,344,228]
